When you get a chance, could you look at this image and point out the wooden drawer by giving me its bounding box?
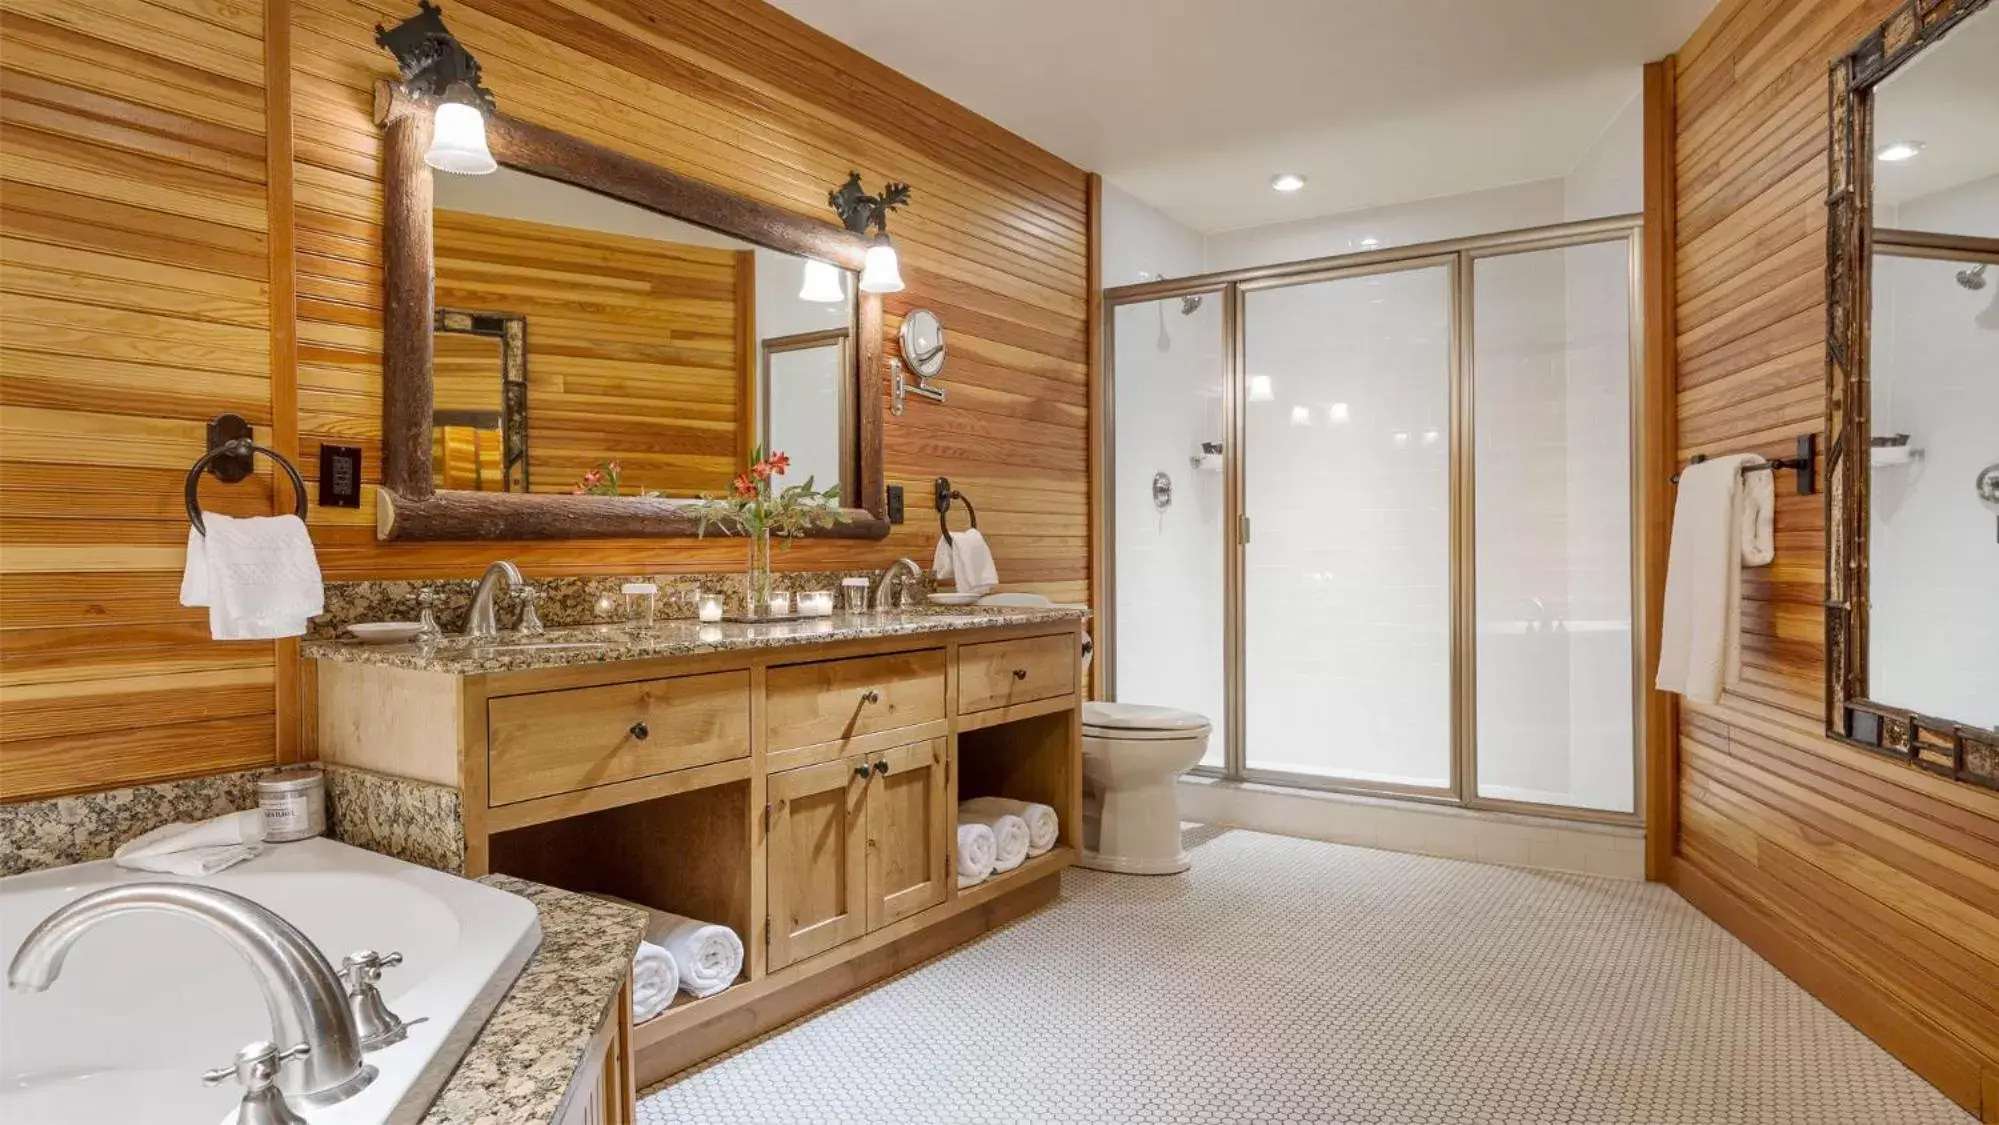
[957,633,1077,714]
[766,649,947,754]
[487,671,751,806]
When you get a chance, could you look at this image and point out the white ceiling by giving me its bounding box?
[768,0,1716,232]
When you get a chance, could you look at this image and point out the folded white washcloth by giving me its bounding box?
[180,513,324,640]
[630,941,680,1024]
[959,796,1058,857]
[647,912,742,998]
[956,822,997,888]
[932,527,999,596]
[114,810,267,876]
[959,805,1029,873]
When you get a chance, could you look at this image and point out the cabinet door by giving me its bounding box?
[768,756,871,971]
[866,738,949,930]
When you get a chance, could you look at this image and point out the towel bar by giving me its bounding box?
[1670,433,1816,495]
[185,413,309,535]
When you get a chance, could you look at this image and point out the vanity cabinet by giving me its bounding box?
[766,737,949,971]
[487,670,751,806]
[958,633,1079,713]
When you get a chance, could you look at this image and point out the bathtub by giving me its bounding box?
[0,836,540,1125]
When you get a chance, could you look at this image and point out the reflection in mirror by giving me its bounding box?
[431,166,856,498]
[1865,4,1999,727]
[761,330,850,496]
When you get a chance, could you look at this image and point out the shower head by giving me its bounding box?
[1957,263,1988,291]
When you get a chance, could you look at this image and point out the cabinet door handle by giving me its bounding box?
[1012,667,1029,680]
[861,688,881,704]
[629,720,649,741]
[873,759,890,776]
[854,764,872,781]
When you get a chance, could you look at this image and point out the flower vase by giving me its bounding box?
[745,526,773,618]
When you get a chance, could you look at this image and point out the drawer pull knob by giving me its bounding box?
[854,764,872,780]
[629,720,649,741]
[861,689,881,704]
[1012,668,1029,680]
[873,759,890,776]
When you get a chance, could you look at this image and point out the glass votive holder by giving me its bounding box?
[800,590,834,618]
[768,590,792,617]
[696,591,725,623]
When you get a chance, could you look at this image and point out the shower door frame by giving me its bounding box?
[1100,215,1648,827]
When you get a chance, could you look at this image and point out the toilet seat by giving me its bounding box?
[1082,701,1211,742]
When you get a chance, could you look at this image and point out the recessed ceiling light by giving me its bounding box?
[1270,173,1307,193]
[1877,141,1925,162]
[1248,374,1275,402]
[1359,237,1381,249]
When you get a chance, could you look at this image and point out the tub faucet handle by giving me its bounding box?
[341,950,409,1051]
[203,1040,312,1125]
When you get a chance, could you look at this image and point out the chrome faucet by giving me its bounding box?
[6,883,374,1107]
[464,560,525,637]
[872,557,925,610]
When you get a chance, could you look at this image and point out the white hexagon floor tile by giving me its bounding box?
[638,826,1972,1124]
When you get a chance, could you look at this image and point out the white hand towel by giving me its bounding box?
[648,912,742,999]
[932,528,1000,596]
[1657,454,1766,703]
[959,804,1029,873]
[956,822,997,888]
[959,796,1057,857]
[630,940,680,1024]
[114,810,266,876]
[180,513,324,640]
[1738,461,1774,567]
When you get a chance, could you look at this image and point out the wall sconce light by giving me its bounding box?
[798,259,846,303]
[376,2,497,176]
[828,172,911,294]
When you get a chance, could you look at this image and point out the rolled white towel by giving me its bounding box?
[959,796,1057,857]
[649,912,743,998]
[114,810,266,876]
[959,804,1029,873]
[956,822,997,888]
[630,940,679,1024]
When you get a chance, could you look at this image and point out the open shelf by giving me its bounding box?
[957,707,1080,852]
[488,779,753,954]
[955,845,1075,910]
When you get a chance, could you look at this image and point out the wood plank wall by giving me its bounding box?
[1667,1,1999,1118]
[434,208,749,496]
[0,0,1092,801]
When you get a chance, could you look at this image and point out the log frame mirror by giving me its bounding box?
[1824,0,1997,789]
[372,81,889,542]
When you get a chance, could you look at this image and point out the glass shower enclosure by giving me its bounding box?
[1101,218,1644,824]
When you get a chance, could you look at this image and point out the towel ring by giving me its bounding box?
[934,476,977,546]
[185,414,309,535]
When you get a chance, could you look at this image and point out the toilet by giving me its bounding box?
[1078,701,1213,875]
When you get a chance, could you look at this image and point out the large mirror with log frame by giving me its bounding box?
[370,80,889,542]
[1825,0,1997,790]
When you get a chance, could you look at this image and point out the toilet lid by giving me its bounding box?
[1083,701,1211,735]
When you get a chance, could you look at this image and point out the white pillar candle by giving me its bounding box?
[768,591,791,616]
[697,593,725,623]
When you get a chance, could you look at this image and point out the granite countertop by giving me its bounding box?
[422,875,647,1125]
[302,605,1089,675]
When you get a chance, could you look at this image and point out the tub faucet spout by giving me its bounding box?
[6,883,374,1106]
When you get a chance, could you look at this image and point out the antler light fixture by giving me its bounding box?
[376,1,497,175]
[828,173,911,294]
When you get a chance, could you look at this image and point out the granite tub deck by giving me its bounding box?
[302,605,1090,674]
[426,876,645,1125]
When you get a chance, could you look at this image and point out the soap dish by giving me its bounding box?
[346,622,426,645]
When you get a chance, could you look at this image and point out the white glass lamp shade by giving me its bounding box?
[426,101,496,175]
[1247,374,1275,402]
[799,259,847,303]
[858,236,904,293]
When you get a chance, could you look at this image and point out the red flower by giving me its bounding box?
[732,472,757,498]
[606,460,621,476]
[581,468,603,486]
[571,483,587,495]
[751,460,772,480]
[766,451,790,476]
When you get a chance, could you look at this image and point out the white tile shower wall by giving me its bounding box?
[1103,186,1228,756]
[1867,176,1999,727]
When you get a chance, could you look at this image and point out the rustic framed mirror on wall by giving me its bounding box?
[1825,0,1997,789]
[372,81,889,541]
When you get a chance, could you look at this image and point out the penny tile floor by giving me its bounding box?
[638,826,1971,1124]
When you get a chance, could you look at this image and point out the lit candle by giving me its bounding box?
[697,592,724,623]
[801,590,834,618]
[768,591,791,616]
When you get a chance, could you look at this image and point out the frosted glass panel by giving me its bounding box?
[1111,294,1227,765]
[1241,266,1453,786]
[1472,241,1635,813]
